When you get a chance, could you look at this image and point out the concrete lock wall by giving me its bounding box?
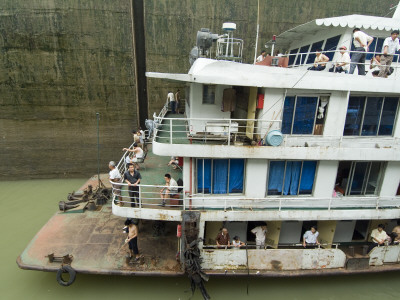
[0,0,394,179]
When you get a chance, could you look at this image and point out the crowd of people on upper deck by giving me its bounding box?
[256,29,400,77]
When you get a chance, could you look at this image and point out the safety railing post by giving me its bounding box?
[228,119,231,146]
[170,119,173,144]
[139,185,142,209]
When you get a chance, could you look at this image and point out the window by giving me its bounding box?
[306,40,324,64]
[267,160,317,195]
[203,85,215,104]
[296,44,310,66]
[282,96,319,134]
[344,96,399,136]
[324,35,341,61]
[335,161,384,196]
[197,159,244,194]
[288,48,299,66]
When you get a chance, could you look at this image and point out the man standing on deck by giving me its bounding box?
[175,89,181,114]
[216,228,231,248]
[378,30,400,78]
[349,28,373,75]
[251,223,268,249]
[167,91,176,114]
[123,163,141,207]
[303,226,320,248]
[125,219,141,261]
[109,161,122,202]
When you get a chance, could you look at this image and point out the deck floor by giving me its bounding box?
[18,154,184,276]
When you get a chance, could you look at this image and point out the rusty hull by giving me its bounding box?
[17,175,183,276]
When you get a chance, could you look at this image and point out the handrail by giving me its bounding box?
[110,180,399,211]
[202,243,340,250]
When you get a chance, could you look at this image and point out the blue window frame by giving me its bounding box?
[282,96,319,134]
[267,160,317,195]
[197,159,244,194]
[344,96,399,136]
[297,45,310,66]
[306,40,324,64]
[288,48,299,66]
[324,35,341,61]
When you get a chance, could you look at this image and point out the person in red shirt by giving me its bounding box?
[216,228,230,248]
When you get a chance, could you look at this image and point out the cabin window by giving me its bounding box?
[335,161,384,196]
[365,37,385,61]
[296,44,310,66]
[288,48,299,66]
[324,35,341,61]
[343,96,399,136]
[267,160,317,195]
[203,85,215,104]
[197,159,245,194]
[397,182,400,196]
[282,96,319,134]
[306,40,324,64]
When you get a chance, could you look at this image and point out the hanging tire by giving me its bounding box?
[56,265,76,286]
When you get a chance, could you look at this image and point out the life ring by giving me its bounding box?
[56,265,76,286]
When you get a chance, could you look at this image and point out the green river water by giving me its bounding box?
[1,179,399,300]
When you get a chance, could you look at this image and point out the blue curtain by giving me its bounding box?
[283,161,302,195]
[379,97,399,135]
[213,160,228,194]
[344,96,365,136]
[267,161,285,195]
[350,162,368,195]
[361,97,383,136]
[282,96,295,134]
[229,159,244,193]
[299,161,317,194]
[197,159,211,193]
[324,35,341,61]
[292,97,318,134]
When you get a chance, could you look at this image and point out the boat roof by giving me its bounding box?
[146,58,400,94]
[275,14,400,49]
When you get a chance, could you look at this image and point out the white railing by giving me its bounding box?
[283,49,400,77]
[110,182,399,211]
[153,115,282,146]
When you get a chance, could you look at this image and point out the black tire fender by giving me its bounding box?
[56,265,76,286]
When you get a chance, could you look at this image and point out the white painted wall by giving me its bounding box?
[313,161,338,198]
[245,159,268,198]
[380,161,400,197]
[323,91,349,136]
[333,220,356,242]
[188,83,231,134]
[279,221,303,244]
[257,88,285,136]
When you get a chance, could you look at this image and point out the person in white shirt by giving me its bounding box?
[251,223,267,249]
[349,28,373,75]
[108,161,122,201]
[232,236,245,249]
[160,173,178,207]
[329,46,351,73]
[167,91,176,114]
[308,49,329,71]
[303,226,320,248]
[368,224,389,252]
[378,30,400,78]
[256,50,266,63]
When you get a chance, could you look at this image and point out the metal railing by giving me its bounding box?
[111,182,399,211]
[282,49,400,77]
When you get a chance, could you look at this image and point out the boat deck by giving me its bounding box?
[17,157,184,276]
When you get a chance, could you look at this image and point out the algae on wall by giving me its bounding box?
[144,0,394,113]
[0,0,137,179]
[0,0,395,178]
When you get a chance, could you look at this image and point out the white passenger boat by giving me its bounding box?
[112,5,400,276]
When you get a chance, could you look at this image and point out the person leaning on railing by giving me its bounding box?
[378,30,400,78]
